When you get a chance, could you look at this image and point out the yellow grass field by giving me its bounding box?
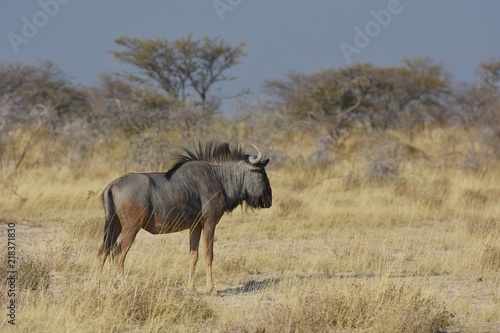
[1,127,499,332]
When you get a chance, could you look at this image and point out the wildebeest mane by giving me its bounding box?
[166,142,247,178]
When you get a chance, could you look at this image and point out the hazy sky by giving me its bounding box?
[1,1,499,107]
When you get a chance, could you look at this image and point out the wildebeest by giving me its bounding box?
[97,142,272,295]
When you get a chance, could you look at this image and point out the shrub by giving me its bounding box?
[480,245,500,271]
[236,282,453,333]
[103,283,216,326]
[66,218,102,240]
[363,143,404,184]
[466,217,498,237]
[277,198,303,217]
[462,189,488,207]
[18,254,51,291]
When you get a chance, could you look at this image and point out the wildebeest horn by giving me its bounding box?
[248,144,263,164]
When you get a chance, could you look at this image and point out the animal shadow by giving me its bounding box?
[219,277,280,296]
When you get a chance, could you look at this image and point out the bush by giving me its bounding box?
[225,282,453,333]
[18,254,51,291]
[101,282,216,327]
[466,217,498,237]
[481,245,500,272]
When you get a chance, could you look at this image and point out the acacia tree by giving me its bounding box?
[477,58,500,92]
[0,60,90,128]
[454,59,500,126]
[111,35,246,113]
[0,60,95,170]
[263,57,451,133]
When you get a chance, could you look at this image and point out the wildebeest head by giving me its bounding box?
[167,142,272,211]
[243,145,272,209]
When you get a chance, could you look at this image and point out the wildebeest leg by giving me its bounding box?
[114,221,142,275]
[188,227,202,292]
[203,223,219,296]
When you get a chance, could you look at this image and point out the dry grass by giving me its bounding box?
[1,127,500,332]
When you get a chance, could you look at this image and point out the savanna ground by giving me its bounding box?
[1,126,500,333]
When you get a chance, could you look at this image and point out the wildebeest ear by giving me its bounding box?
[259,159,269,168]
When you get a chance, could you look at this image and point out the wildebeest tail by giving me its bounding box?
[98,184,119,264]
